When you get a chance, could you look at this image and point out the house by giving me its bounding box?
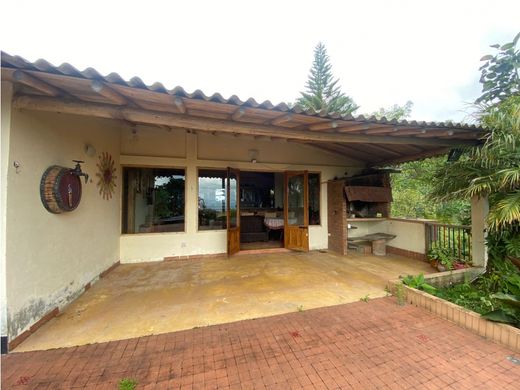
[0,52,489,353]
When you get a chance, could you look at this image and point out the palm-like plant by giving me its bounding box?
[430,95,520,230]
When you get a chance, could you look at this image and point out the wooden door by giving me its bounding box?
[227,168,240,256]
[284,171,309,252]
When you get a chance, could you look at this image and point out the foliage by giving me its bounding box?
[390,157,470,223]
[433,257,520,328]
[402,274,437,295]
[430,95,520,230]
[371,101,413,121]
[476,32,520,105]
[359,294,370,302]
[394,283,406,306]
[427,246,457,270]
[482,293,520,326]
[297,42,358,115]
[119,378,138,390]
[153,176,185,220]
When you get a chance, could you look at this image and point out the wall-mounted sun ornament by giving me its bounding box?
[96,152,117,200]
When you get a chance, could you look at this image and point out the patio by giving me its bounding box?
[14,251,434,352]
[2,297,518,389]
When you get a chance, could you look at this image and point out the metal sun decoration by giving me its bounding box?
[96,152,117,200]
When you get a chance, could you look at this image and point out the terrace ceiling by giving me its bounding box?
[1,51,487,167]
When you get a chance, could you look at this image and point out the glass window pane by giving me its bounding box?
[228,172,238,228]
[287,174,305,226]
[198,169,227,230]
[122,167,185,234]
[309,173,320,225]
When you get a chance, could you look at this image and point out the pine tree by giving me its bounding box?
[297,43,358,115]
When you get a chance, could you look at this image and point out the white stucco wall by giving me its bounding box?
[4,108,366,340]
[6,110,122,339]
[119,132,362,262]
[348,218,428,254]
[1,81,13,341]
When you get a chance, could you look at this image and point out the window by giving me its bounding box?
[309,173,320,225]
[122,167,185,234]
[198,169,232,230]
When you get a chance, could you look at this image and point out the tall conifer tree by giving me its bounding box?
[297,43,358,115]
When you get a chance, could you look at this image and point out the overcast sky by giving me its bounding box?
[1,0,519,122]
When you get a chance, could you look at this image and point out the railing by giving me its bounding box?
[425,222,472,263]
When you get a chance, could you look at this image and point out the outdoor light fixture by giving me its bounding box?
[248,149,258,163]
[84,143,96,157]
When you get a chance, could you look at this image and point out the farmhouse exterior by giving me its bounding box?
[0,52,489,352]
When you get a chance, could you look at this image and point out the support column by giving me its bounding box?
[185,132,198,235]
[471,196,489,268]
[1,81,13,353]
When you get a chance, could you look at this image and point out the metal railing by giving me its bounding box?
[425,222,472,263]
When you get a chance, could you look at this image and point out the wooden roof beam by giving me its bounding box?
[336,123,372,133]
[231,107,246,121]
[91,80,128,105]
[308,120,339,131]
[374,148,449,166]
[173,96,187,114]
[13,96,479,147]
[270,113,293,126]
[13,70,63,96]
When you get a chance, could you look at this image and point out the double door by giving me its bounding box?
[226,169,309,256]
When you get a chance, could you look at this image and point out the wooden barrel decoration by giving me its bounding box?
[40,165,82,214]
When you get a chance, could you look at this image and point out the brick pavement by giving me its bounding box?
[2,297,519,389]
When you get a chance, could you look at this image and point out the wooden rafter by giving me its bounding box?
[13,70,63,96]
[300,142,371,163]
[231,107,246,121]
[13,95,480,147]
[375,148,449,166]
[90,80,128,105]
[270,113,293,126]
[336,123,372,133]
[173,96,186,114]
[308,120,339,131]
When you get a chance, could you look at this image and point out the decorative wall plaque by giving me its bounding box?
[96,152,117,200]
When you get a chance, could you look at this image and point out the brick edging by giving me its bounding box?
[388,280,520,352]
[386,245,426,261]
[7,260,120,352]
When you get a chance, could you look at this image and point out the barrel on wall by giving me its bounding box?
[40,165,82,214]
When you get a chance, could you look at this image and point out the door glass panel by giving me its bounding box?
[287,174,304,226]
[228,172,238,228]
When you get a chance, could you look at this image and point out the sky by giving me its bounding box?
[1,0,519,123]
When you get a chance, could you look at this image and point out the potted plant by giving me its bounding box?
[427,247,456,272]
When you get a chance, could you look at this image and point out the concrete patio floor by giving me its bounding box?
[2,297,519,389]
[14,251,435,352]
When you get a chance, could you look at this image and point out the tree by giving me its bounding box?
[297,43,358,115]
[476,32,520,106]
[430,95,520,230]
[430,32,520,231]
[372,101,413,121]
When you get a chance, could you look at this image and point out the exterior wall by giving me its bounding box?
[120,132,362,262]
[347,218,429,258]
[386,218,427,254]
[5,110,122,340]
[1,81,14,349]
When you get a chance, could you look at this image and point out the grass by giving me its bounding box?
[119,378,138,390]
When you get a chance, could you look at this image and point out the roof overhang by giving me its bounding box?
[1,51,487,167]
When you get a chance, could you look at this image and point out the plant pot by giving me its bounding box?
[437,264,447,272]
[454,262,466,270]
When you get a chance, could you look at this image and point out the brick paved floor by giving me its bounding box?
[2,297,519,389]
